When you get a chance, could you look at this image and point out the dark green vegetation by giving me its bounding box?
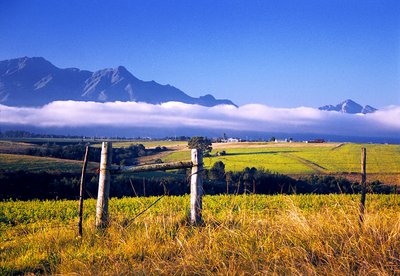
[0,170,188,200]
[0,165,394,200]
[188,136,212,155]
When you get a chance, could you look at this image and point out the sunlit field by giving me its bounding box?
[1,194,399,274]
[164,143,400,175]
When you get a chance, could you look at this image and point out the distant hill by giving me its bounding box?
[0,56,236,107]
[319,99,377,114]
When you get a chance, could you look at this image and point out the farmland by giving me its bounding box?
[1,194,399,274]
[0,139,399,273]
[1,140,399,184]
[163,142,400,184]
[2,138,399,175]
[0,153,98,173]
[163,142,400,174]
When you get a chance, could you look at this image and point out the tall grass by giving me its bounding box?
[1,194,399,274]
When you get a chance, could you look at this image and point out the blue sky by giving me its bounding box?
[1,0,399,108]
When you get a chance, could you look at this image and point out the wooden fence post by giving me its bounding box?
[78,144,90,236]
[359,147,367,225]
[96,142,112,228]
[190,149,203,225]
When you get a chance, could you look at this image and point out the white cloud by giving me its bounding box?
[0,101,399,137]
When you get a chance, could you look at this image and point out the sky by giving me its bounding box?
[0,0,399,108]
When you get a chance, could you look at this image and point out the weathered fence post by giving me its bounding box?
[190,149,203,225]
[78,144,90,236]
[96,142,112,228]
[359,147,367,225]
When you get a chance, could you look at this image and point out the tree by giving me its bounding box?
[242,167,257,194]
[209,161,225,180]
[188,136,212,153]
[225,171,233,194]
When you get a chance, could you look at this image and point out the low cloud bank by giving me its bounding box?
[1,101,399,137]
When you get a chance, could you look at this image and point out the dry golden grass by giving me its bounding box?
[1,194,399,275]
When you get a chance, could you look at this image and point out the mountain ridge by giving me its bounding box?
[0,56,236,107]
[319,99,377,114]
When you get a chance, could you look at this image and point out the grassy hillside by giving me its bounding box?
[1,194,399,274]
[0,141,36,154]
[88,140,187,149]
[1,138,187,148]
[0,137,98,145]
[0,153,98,173]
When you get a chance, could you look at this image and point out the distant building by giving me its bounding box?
[274,138,289,143]
[227,138,239,143]
[221,137,240,143]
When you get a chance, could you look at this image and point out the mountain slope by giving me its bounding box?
[0,57,235,107]
[0,57,91,106]
[319,99,377,114]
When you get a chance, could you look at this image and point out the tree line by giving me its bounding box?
[0,164,393,200]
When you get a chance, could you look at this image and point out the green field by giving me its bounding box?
[163,143,400,174]
[1,194,399,274]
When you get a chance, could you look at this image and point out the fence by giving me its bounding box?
[90,142,204,229]
[76,143,374,234]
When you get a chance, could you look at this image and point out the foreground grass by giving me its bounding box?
[1,194,399,275]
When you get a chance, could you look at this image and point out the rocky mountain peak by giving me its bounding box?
[0,56,236,107]
[319,99,377,114]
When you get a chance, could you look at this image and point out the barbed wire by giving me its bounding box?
[121,169,206,227]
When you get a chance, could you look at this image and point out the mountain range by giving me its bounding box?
[0,57,235,107]
[0,57,378,115]
[319,99,377,114]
